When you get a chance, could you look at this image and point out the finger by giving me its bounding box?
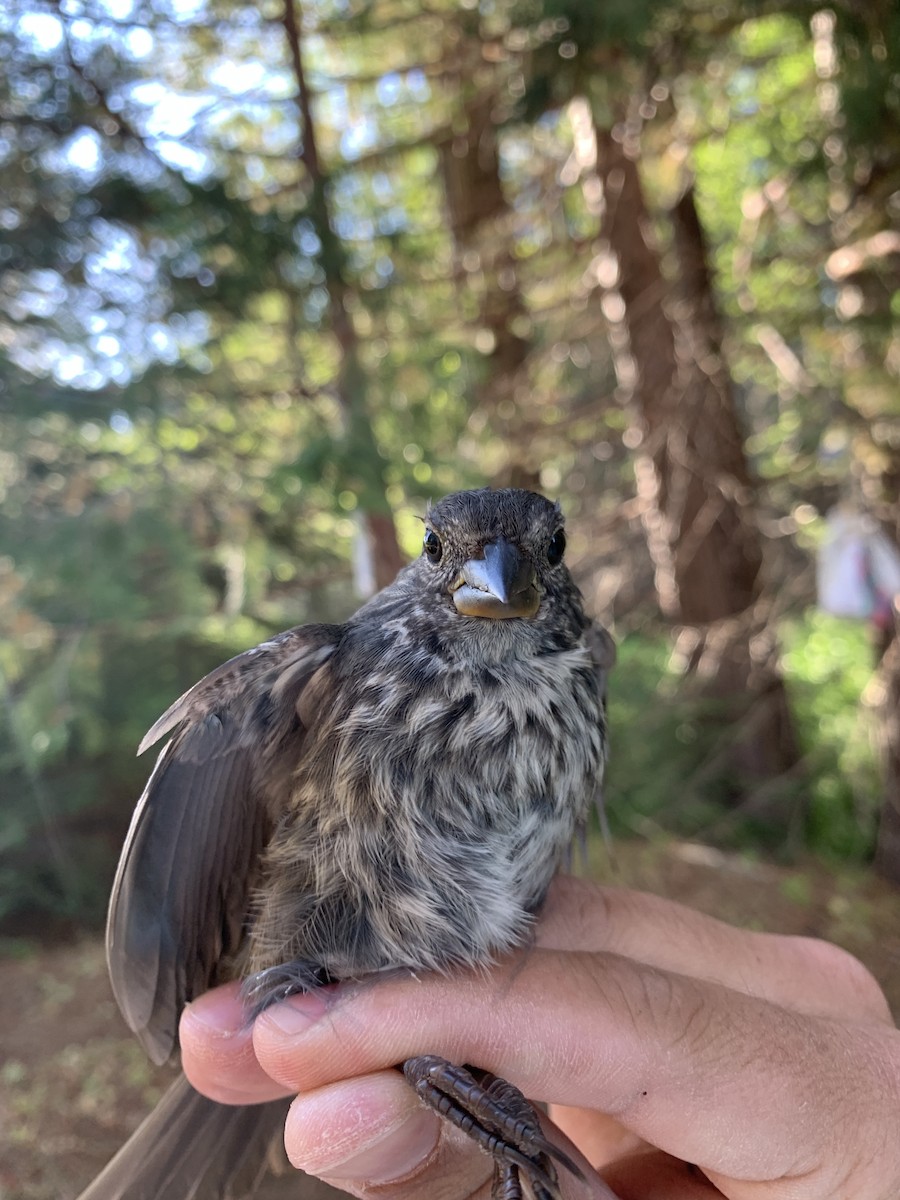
[601,1152,723,1199]
[179,984,618,1199]
[284,1071,447,1192]
[180,982,291,1104]
[283,1070,618,1200]
[547,1105,646,1170]
[539,878,891,1024]
[252,948,900,1198]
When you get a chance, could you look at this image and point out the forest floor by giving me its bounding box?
[2,839,899,1200]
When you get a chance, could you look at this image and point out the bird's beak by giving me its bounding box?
[451,538,540,619]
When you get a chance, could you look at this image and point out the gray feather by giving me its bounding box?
[107,635,338,1064]
[76,1074,290,1200]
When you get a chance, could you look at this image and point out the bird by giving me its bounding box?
[76,486,613,1200]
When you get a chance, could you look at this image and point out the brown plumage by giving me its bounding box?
[77,487,614,1200]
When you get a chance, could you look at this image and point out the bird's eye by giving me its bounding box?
[423,529,443,563]
[547,529,566,566]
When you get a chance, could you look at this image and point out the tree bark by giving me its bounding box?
[594,126,798,783]
[282,0,403,592]
[438,92,538,490]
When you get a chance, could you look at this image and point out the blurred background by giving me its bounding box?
[1,0,899,1195]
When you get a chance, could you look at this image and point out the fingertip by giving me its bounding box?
[284,1073,441,1184]
[182,981,247,1034]
[180,984,289,1104]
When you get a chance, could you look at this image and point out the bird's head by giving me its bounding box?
[413,488,575,624]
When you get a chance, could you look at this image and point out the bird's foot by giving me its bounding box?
[240,961,331,1019]
[402,1055,581,1200]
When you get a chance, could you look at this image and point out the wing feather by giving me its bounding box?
[586,620,616,704]
[75,1073,291,1200]
[107,632,337,1065]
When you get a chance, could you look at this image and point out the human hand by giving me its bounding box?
[180,876,900,1200]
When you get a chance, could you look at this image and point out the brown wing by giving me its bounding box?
[106,628,337,1065]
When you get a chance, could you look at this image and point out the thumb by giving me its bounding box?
[280,1068,617,1200]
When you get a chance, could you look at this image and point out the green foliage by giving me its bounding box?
[2,0,900,927]
[781,612,881,860]
[603,635,726,836]
[0,406,363,925]
[832,7,900,148]
[605,614,881,862]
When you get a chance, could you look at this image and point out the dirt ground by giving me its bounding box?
[2,839,898,1200]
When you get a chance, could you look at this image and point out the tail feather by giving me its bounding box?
[77,1073,291,1200]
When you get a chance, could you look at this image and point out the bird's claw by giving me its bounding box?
[240,960,330,1019]
[402,1055,581,1200]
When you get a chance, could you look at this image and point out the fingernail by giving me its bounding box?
[261,991,331,1035]
[306,1108,440,1184]
[183,987,245,1036]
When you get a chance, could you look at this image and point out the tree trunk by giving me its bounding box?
[438,93,538,490]
[594,125,798,783]
[666,183,765,622]
[282,0,403,592]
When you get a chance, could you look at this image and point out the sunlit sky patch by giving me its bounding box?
[109,411,133,433]
[156,139,210,178]
[126,27,154,58]
[129,82,212,139]
[94,333,122,357]
[66,129,103,176]
[6,0,432,403]
[16,11,64,53]
[207,59,268,94]
[102,0,137,20]
[340,116,377,160]
[375,73,401,106]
